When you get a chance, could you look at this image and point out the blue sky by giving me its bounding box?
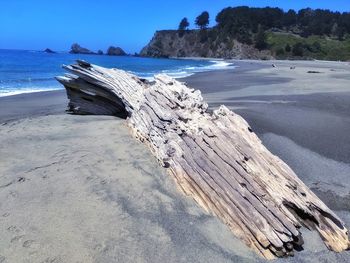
[0,0,349,53]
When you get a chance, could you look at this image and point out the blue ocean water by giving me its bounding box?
[0,49,234,97]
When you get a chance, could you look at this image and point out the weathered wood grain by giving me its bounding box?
[56,60,349,259]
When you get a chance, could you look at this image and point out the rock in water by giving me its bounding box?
[69,43,95,54]
[97,50,104,55]
[44,48,56,53]
[107,46,126,56]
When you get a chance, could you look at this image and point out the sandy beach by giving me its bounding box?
[1,60,350,262]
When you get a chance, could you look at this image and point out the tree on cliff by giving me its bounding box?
[292,43,304,56]
[285,44,291,52]
[254,25,267,50]
[178,18,190,31]
[195,11,209,29]
[282,9,297,27]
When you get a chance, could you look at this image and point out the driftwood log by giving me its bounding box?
[56,60,349,259]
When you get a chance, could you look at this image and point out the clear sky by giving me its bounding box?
[0,0,349,53]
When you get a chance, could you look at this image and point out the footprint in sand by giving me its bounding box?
[2,213,10,217]
[41,256,63,263]
[7,225,23,234]
[8,191,18,198]
[17,177,26,183]
[23,239,38,248]
[93,242,108,253]
[11,235,25,243]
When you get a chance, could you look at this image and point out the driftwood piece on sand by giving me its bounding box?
[56,60,349,259]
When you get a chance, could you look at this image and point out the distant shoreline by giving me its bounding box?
[0,60,260,122]
[1,58,349,122]
[0,53,236,98]
[1,58,349,100]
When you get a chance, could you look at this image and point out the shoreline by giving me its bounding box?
[0,90,67,123]
[1,58,348,100]
[0,59,257,100]
[1,59,350,262]
[0,87,63,99]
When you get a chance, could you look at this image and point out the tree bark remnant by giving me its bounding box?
[56,60,349,259]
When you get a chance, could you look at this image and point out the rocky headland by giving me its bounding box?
[140,6,350,61]
[140,30,272,59]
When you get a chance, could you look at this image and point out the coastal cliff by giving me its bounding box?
[141,6,350,61]
[140,30,272,59]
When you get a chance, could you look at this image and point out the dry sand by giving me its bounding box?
[0,60,350,262]
[0,115,257,263]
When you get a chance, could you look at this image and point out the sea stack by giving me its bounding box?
[69,43,95,54]
[44,48,56,53]
[107,46,126,56]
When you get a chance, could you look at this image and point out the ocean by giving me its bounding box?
[0,49,234,97]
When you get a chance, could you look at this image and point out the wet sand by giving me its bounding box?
[186,60,350,189]
[0,90,67,123]
[1,60,350,262]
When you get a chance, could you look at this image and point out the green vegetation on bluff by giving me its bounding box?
[141,6,350,60]
[214,6,350,43]
[267,33,350,60]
